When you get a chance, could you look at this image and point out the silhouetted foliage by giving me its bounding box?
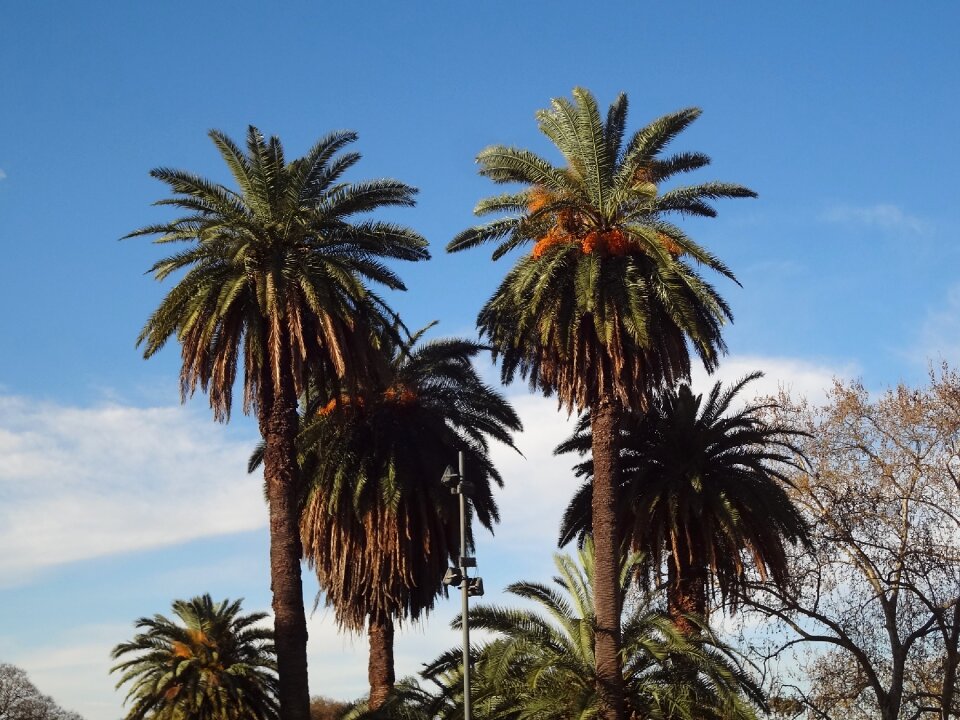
[558,374,810,634]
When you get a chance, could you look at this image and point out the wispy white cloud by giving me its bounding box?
[692,354,853,405]
[0,354,850,719]
[914,284,960,368]
[0,355,844,590]
[0,168,7,181]
[0,395,264,586]
[2,624,130,720]
[821,203,930,234]
[484,394,579,544]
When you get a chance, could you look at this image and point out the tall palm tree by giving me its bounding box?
[295,322,521,709]
[421,540,765,720]
[111,594,278,720]
[558,373,810,635]
[131,127,428,720]
[448,87,753,720]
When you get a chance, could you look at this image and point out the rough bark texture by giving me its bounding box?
[940,602,960,720]
[367,612,395,710]
[591,400,625,720]
[667,541,707,637]
[262,370,311,720]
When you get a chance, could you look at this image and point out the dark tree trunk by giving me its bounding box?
[591,399,625,720]
[261,368,311,720]
[666,539,707,694]
[667,540,707,637]
[940,602,960,720]
[367,611,395,710]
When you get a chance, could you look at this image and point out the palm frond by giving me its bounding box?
[421,541,764,720]
[296,324,520,632]
[557,374,811,615]
[111,594,278,720]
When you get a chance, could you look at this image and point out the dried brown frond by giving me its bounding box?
[301,489,456,631]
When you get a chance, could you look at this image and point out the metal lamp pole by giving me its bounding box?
[457,451,472,720]
[441,451,482,720]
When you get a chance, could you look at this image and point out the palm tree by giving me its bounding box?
[130,127,428,720]
[421,540,765,720]
[295,322,521,709]
[111,594,278,720]
[448,87,753,720]
[558,373,810,635]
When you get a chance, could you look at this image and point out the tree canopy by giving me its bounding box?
[111,595,278,720]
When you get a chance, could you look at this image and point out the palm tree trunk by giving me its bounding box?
[591,398,625,720]
[368,611,395,710]
[666,541,707,696]
[262,370,311,720]
[667,540,707,637]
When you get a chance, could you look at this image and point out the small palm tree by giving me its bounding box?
[111,595,278,720]
[131,127,428,719]
[421,540,764,720]
[256,323,521,709]
[558,373,810,635]
[449,87,753,720]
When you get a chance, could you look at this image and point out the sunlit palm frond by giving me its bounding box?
[110,595,278,720]
[422,542,763,720]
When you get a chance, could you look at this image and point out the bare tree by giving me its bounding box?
[741,367,960,720]
[0,665,81,720]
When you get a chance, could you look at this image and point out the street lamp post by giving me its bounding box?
[441,451,483,720]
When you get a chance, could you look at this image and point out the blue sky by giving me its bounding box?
[1,2,958,718]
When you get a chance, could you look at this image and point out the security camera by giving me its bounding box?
[440,465,460,489]
[442,567,463,588]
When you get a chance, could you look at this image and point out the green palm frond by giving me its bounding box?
[474,192,532,216]
[604,92,629,166]
[110,594,278,720]
[422,542,763,720]
[130,126,428,421]
[475,146,574,192]
[449,87,751,413]
[618,107,703,182]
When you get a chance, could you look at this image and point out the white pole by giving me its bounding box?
[459,450,471,720]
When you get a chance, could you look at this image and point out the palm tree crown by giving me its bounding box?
[288,322,521,708]
[559,373,811,629]
[449,87,752,412]
[297,322,522,630]
[132,126,429,419]
[111,594,278,720]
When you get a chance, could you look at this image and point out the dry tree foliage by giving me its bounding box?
[743,365,960,720]
[0,664,81,720]
[309,696,349,720]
